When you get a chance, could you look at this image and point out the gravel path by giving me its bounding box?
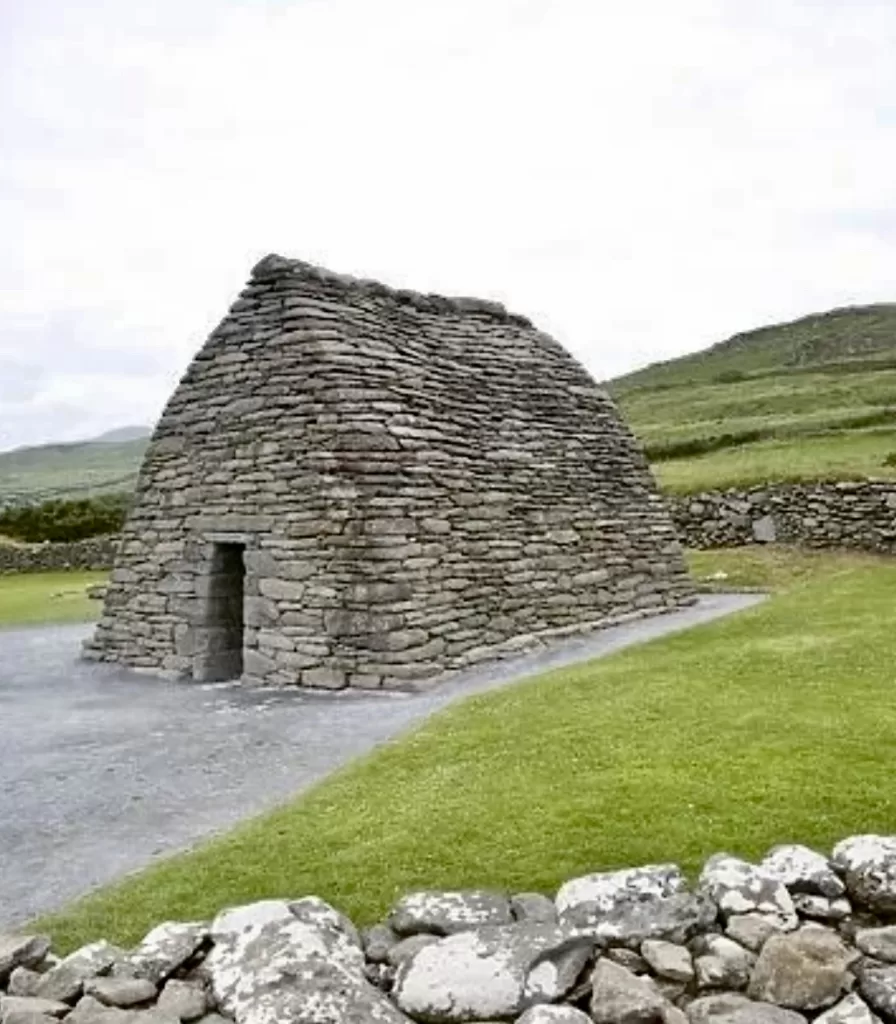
[0,593,762,927]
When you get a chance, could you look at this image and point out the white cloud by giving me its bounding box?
[3,0,896,448]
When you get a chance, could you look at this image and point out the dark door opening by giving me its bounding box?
[195,542,245,681]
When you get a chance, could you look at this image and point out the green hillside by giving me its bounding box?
[610,304,896,493]
[0,435,148,506]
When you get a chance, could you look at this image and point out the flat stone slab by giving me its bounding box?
[0,594,762,927]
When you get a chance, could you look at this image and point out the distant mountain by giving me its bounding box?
[0,429,151,506]
[90,425,152,444]
[611,303,896,392]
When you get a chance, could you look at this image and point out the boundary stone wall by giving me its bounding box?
[85,254,692,688]
[5,833,896,1024]
[0,537,117,575]
[669,480,896,552]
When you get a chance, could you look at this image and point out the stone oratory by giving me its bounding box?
[86,255,692,688]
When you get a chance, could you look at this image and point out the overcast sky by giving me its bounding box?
[3,0,896,451]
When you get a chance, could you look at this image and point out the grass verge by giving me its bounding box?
[0,571,107,627]
[37,547,896,951]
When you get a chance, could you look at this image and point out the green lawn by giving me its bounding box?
[654,428,896,492]
[0,571,107,627]
[37,547,896,951]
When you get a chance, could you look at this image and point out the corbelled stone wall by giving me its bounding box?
[0,537,117,575]
[86,254,692,687]
[5,833,896,1024]
[669,481,896,552]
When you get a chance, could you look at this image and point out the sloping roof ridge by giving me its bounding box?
[250,253,532,327]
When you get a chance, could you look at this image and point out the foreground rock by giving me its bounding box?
[7,833,896,1024]
[834,837,896,915]
[392,923,590,1022]
[557,865,714,944]
[747,927,855,1009]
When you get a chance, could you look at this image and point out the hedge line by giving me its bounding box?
[0,494,130,543]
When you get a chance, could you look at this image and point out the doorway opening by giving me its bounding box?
[195,542,245,681]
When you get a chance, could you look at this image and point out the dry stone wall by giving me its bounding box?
[669,481,896,553]
[0,537,117,575]
[86,255,692,688]
[5,833,896,1024]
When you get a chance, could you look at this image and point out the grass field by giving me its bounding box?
[37,546,896,951]
[610,304,896,491]
[0,571,107,627]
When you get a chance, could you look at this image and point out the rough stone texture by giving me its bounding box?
[760,847,846,900]
[815,995,883,1024]
[0,939,51,987]
[833,837,896,915]
[693,935,755,990]
[392,923,591,1022]
[517,1007,593,1023]
[0,539,116,576]
[85,254,693,688]
[82,979,156,1009]
[726,916,783,953]
[35,943,124,1004]
[389,891,514,937]
[154,982,207,1022]
[205,898,405,1024]
[747,928,856,1010]
[699,855,799,930]
[641,940,695,983]
[556,864,715,945]
[669,482,896,555]
[856,927,896,964]
[589,958,673,1024]
[858,967,896,1022]
[687,994,807,1024]
[512,894,559,926]
[119,925,207,986]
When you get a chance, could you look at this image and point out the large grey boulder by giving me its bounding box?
[204,898,408,1024]
[687,994,806,1024]
[833,837,896,914]
[388,890,513,936]
[760,846,846,899]
[856,928,896,965]
[589,958,674,1024]
[557,865,714,944]
[815,995,883,1024]
[747,927,856,1010]
[858,966,896,1022]
[391,923,591,1023]
[121,924,208,985]
[699,856,798,930]
[0,937,51,986]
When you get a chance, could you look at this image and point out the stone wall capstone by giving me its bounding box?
[85,253,693,688]
[0,537,117,575]
[5,832,896,1023]
[668,480,896,552]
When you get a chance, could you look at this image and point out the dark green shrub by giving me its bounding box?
[884,452,896,468]
[0,494,130,543]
